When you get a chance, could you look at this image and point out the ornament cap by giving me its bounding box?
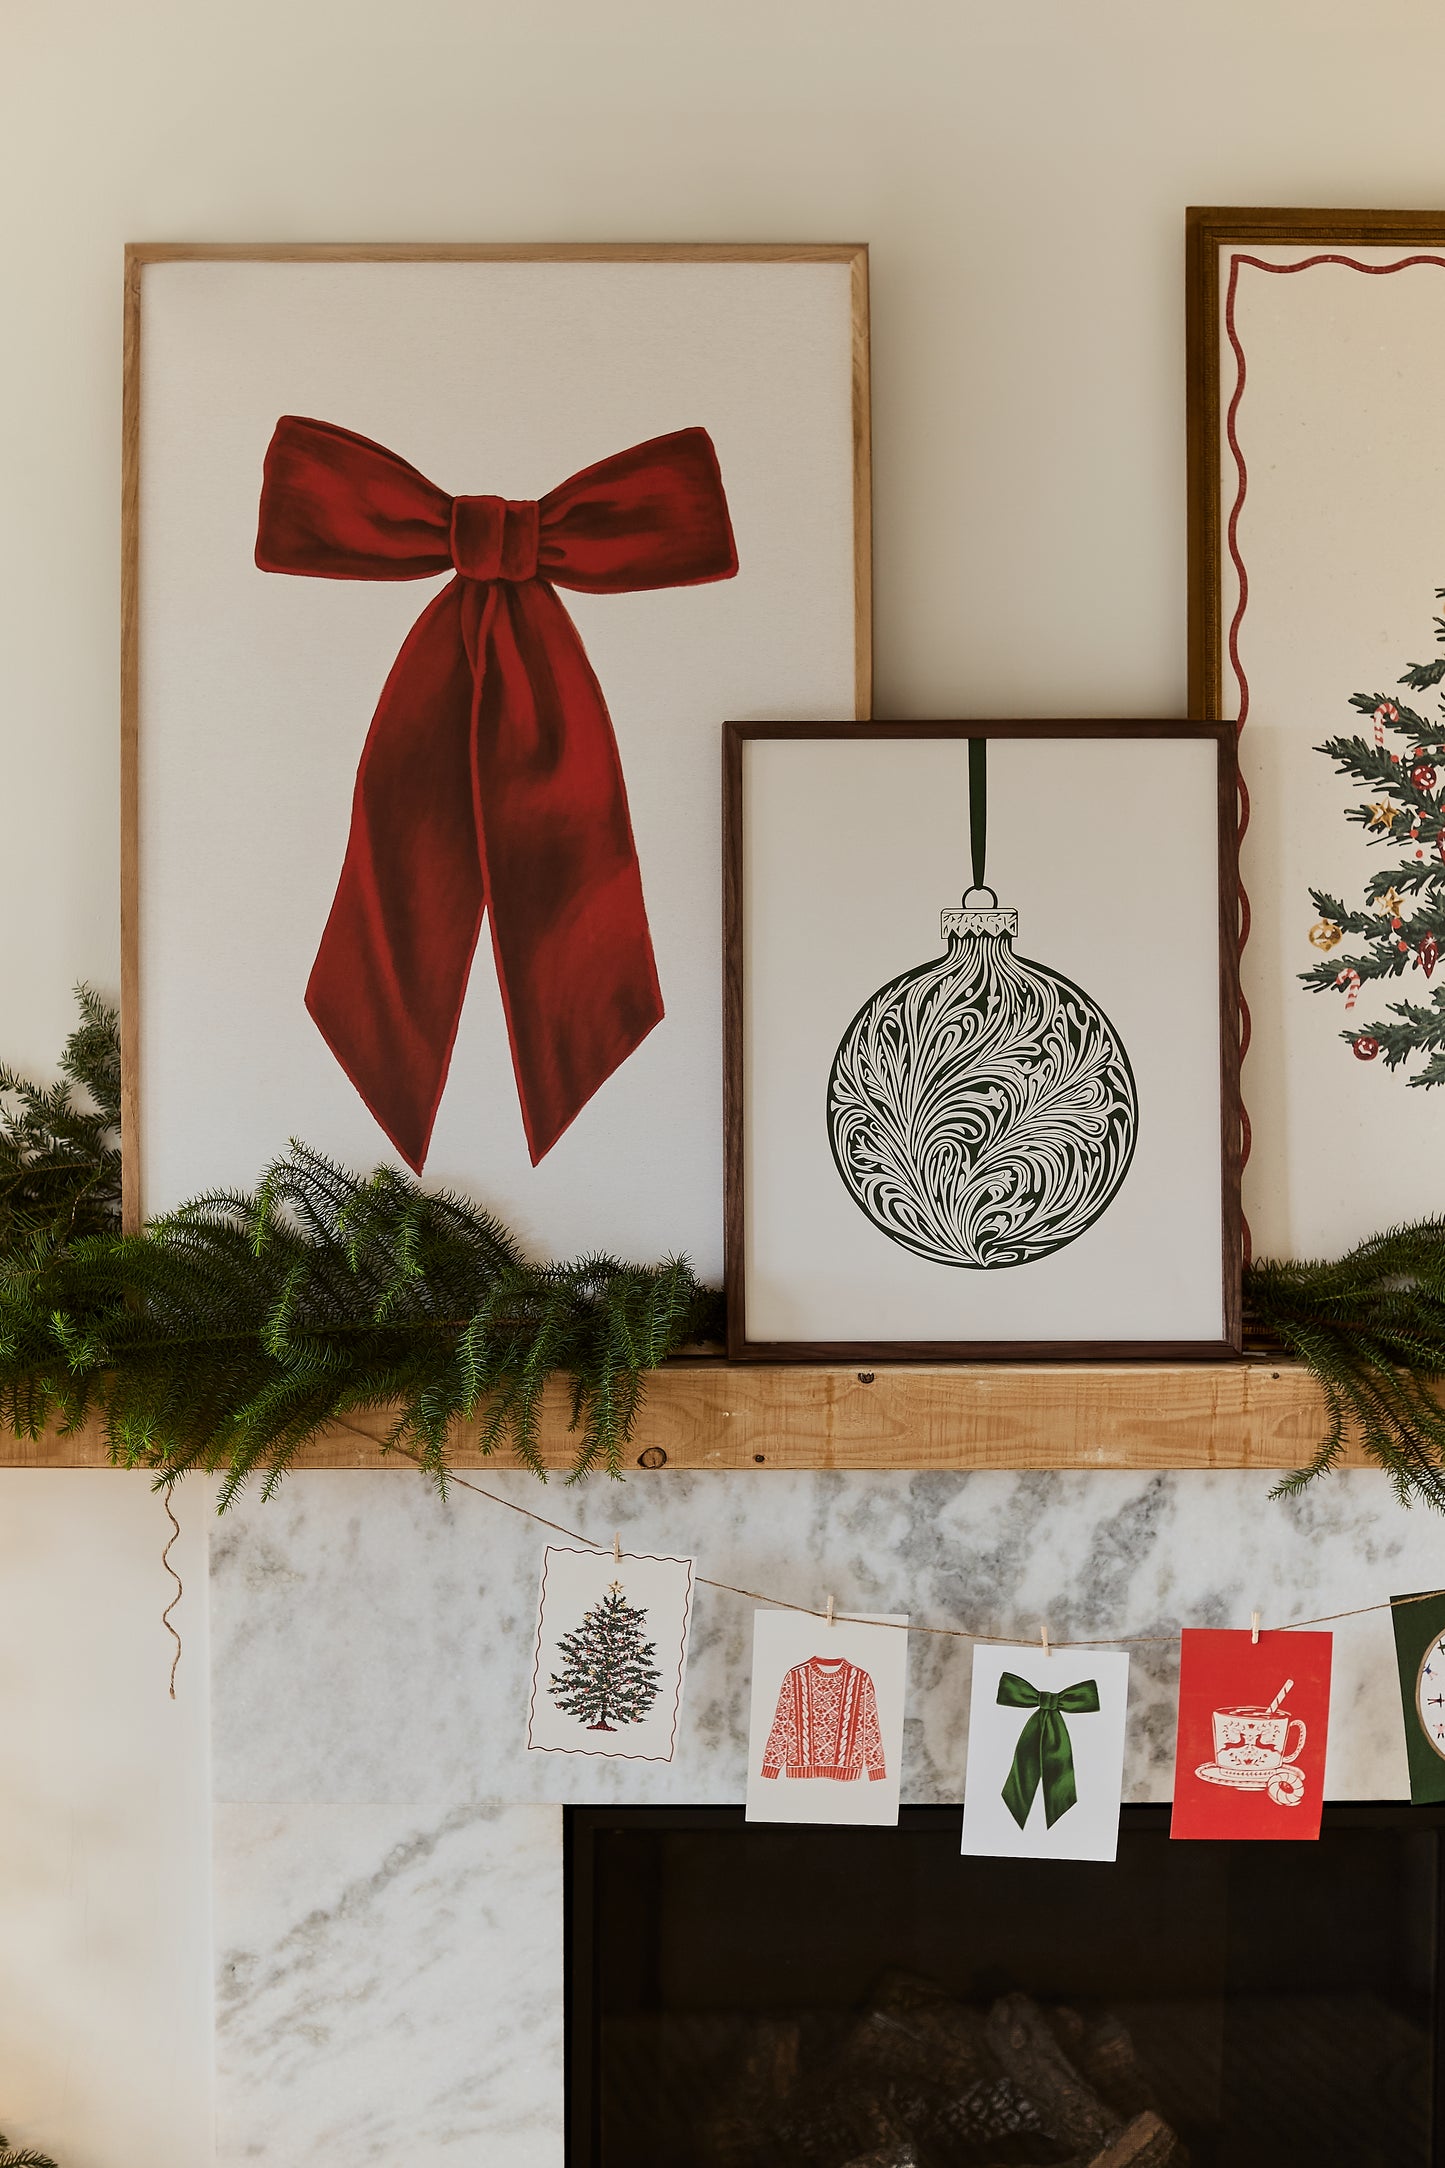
[943,888,1018,940]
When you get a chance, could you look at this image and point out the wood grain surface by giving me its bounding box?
[1,1361,1361,1474]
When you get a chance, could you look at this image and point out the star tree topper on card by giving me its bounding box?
[1170,1628,1332,1841]
[1391,1590,1445,1803]
[827,739,1138,1268]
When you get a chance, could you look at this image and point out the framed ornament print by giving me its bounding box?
[122,243,870,1262]
[723,722,1242,1359]
[1187,207,1445,1262]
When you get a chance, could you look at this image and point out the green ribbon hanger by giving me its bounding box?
[996,1671,1100,1830]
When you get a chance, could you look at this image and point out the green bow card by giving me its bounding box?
[962,1644,1130,1861]
[996,1669,1102,1829]
[1391,1590,1445,1803]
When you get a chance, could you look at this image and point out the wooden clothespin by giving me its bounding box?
[1251,1610,1261,1645]
[613,1531,621,1564]
[1040,1621,1051,1660]
[826,1594,836,1629]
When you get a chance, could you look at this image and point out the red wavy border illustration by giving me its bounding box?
[1222,250,1445,1256]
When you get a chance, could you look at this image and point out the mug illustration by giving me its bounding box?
[1195,1679,1307,1807]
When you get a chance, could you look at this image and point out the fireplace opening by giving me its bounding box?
[566,1804,1445,2167]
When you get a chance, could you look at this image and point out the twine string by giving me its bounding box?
[388,1449,1442,1648]
[161,1492,183,1698]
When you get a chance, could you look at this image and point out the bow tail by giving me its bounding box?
[1038,1706,1079,1827]
[1001,1708,1045,1830]
[1001,1707,1079,1830]
[467,582,663,1164]
[306,582,487,1173]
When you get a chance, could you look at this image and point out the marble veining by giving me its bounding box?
[208,1466,1445,2160]
[214,1801,562,2166]
[211,1467,1445,1807]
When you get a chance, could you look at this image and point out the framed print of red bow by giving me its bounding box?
[122,242,870,1270]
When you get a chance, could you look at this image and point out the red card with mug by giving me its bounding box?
[1170,1628,1332,1841]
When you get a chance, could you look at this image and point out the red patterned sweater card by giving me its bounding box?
[746,1608,908,1826]
[1170,1628,1332,1841]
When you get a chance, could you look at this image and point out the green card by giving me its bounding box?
[1391,1591,1445,1803]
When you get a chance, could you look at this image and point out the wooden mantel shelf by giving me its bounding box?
[0,1361,1358,1473]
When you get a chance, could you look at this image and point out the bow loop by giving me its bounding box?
[996,1670,1100,1832]
[539,428,739,593]
[450,495,540,583]
[996,1673,1100,1719]
[256,415,455,580]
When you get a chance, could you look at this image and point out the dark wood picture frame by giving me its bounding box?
[723,721,1244,1364]
[1185,205,1445,718]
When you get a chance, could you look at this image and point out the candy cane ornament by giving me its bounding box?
[1336,967,1362,1011]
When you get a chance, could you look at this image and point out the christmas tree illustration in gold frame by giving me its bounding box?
[724,722,1242,1360]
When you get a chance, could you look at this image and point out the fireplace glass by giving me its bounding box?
[567,1804,1444,2168]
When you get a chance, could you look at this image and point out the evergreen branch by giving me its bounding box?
[0,999,720,1500]
[1333,987,1445,1078]
[1361,866,1445,905]
[1346,691,1443,740]
[1299,942,1407,992]
[0,986,121,1258]
[1245,1224,1445,1509]
[17,1002,1445,1512]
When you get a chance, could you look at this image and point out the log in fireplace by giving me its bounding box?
[567,1804,1445,2167]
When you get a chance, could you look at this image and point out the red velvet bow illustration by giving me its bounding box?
[256,417,738,1170]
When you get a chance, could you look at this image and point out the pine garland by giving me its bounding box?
[0,993,718,1500]
[0,2135,58,2168]
[6,995,1445,1506]
[1246,1226,1445,1509]
[0,985,120,1257]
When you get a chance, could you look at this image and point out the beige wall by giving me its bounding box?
[4,1,1445,2159]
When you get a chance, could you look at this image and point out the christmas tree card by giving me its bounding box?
[960,1644,1131,1862]
[1169,1628,1331,1840]
[1391,1590,1445,1804]
[526,1545,694,1761]
[745,1608,908,1826]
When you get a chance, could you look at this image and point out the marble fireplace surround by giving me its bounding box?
[210,1466,1445,2165]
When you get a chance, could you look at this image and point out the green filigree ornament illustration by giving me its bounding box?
[827,741,1138,1270]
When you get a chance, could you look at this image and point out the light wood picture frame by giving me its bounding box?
[1187,207,1445,1263]
[122,243,871,1266]
[724,722,1243,1363]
